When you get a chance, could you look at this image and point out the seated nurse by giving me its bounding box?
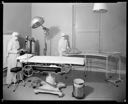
[6,32,21,85]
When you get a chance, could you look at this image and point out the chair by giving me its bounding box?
[7,67,23,92]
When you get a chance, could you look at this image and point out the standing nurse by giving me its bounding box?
[58,33,71,56]
[6,32,21,85]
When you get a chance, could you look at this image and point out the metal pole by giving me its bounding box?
[99,13,101,53]
[50,39,51,56]
[72,5,76,49]
[41,25,48,56]
[44,35,47,56]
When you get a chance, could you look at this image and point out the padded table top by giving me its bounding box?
[17,54,85,66]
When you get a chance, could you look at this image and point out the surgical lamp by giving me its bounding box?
[31,16,49,56]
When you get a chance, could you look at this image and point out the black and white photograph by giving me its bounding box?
[2,2,126,102]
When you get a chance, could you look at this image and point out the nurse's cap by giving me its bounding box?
[61,33,69,37]
[12,32,19,37]
[61,33,66,37]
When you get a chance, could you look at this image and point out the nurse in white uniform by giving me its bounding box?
[6,32,20,85]
[58,33,71,56]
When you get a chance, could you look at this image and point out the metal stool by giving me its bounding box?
[8,67,23,92]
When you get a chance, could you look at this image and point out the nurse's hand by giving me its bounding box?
[12,50,20,54]
[17,50,22,54]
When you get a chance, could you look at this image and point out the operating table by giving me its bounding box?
[16,54,85,97]
[17,54,85,75]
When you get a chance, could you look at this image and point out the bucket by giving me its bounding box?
[72,78,85,99]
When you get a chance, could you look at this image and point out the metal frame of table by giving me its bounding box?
[63,52,122,86]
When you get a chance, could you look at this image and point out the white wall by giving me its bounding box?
[103,3,126,56]
[75,3,126,56]
[3,3,32,37]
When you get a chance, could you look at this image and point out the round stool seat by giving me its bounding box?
[10,67,22,73]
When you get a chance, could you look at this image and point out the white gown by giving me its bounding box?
[58,37,68,56]
[6,38,20,84]
[58,37,67,56]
